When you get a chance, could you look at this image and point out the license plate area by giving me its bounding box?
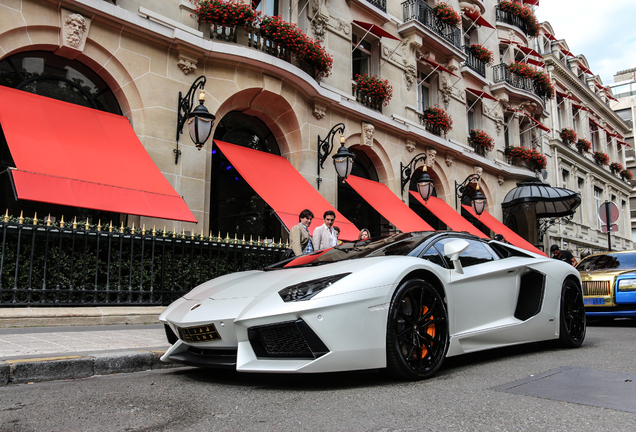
[177,324,221,343]
[584,298,605,305]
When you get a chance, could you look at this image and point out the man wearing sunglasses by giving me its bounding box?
[312,210,338,250]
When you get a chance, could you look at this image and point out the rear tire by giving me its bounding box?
[558,280,586,348]
[386,279,449,380]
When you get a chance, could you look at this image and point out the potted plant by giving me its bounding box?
[422,105,453,134]
[609,162,624,174]
[433,2,461,27]
[505,145,527,162]
[593,151,610,166]
[526,148,547,170]
[354,74,393,106]
[469,44,494,65]
[559,128,577,145]
[498,0,540,37]
[194,0,261,28]
[621,169,633,181]
[576,138,592,154]
[507,61,554,99]
[469,129,494,156]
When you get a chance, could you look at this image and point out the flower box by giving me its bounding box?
[505,146,547,171]
[194,0,260,28]
[422,105,453,135]
[469,129,494,156]
[559,128,577,145]
[609,162,624,174]
[621,169,633,181]
[593,151,609,166]
[507,61,554,99]
[576,138,591,154]
[433,2,460,27]
[354,74,393,107]
[498,0,540,37]
[470,44,494,65]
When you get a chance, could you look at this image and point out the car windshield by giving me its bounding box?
[577,253,636,271]
[267,232,436,269]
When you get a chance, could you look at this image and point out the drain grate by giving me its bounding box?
[492,366,636,413]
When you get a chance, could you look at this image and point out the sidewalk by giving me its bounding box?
[0,307,179,386]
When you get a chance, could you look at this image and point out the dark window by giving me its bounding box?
[433,238,497,268]
[420,246,446,267]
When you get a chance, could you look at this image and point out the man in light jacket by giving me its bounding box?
[289,209,314,256]
[312,210,337,250]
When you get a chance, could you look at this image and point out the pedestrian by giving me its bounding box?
[358,228,370,240]
[312,210,338,250]
[333,226,342,244]
[290,209,314,256]
[550,244,578,266]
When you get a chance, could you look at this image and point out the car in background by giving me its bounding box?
[578,251,636,319]
[160,231,585,381]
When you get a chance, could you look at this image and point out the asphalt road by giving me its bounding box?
[1,321,635,432]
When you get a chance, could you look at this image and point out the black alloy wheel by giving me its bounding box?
[386,279,449,380]
[558,279,586,348]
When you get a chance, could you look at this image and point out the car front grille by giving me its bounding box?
[582,280,611,297]
[248,319,329,359]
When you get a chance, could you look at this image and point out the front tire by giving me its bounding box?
[386,279,449,380]
[558,279,586,348]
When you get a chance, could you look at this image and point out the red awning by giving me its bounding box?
[464,10,495,29]
[524,0,539,5]
[607,93,619,102]
[345,176,433,232]
[0,86,196,222]
[461,206,546,256]
[508,108,549,132]
[214,140,359,241]
[353,20,401,41]
[544,31,557,41]
[466,87,498,102]
[555,90,576,101]
[572,102,589,112]
[526,58,545,68]
[578,64,594,75]
[589,117,601,129]
[420,57,459,77]
[409,193,487,238]
[560,48,575,57]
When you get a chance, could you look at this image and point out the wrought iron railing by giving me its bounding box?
[495,6,529,36]
[418,115,443,136]
[364,0,386,12]
[463,46,486,77]
[352,87,384,112]
[493,64,545,103]
[0,219,286,307]
[402,0,462,49]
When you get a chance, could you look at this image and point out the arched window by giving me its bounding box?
[337,147,382,236]
[210,111,282,239]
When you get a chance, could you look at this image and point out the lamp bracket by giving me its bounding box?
[317,123,345,189]
[400,152,428,195]
[455,173,481,210]
[175,75,207,164]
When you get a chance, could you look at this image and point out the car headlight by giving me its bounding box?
[278,273,351,302]
[618,279,636,292]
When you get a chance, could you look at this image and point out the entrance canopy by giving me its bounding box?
[410,192,487,238]
[345,175,433,232]
[502,182,581,218]
[462,205,546,256]
[0,86,196,222]
[214,140,359,240]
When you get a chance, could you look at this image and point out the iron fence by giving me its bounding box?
[0,219,286,307]
[402,0,462,50]
[463,46,486,78]
[495,7,529,36]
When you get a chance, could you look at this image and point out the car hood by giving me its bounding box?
[181,259,385,301]
[579,269,636,281]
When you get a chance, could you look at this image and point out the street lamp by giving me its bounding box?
[455,173,487,216]
[401,153,435,202]
[175,75,216,164]
[317,123,355,189]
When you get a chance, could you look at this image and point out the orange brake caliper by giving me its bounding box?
[420,306,435,358]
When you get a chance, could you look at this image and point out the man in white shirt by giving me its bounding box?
[312,210,337,250]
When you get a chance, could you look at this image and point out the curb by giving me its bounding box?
[0,350,179,386]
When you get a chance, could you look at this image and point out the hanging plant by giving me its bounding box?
[559,128,577,145]
[593,151,610,166]
[470,44,494,65]
[576,138,592,153]
[505,146,546,171]
[621,169,633,181]
[193,0,261,28]
[609,162,624,174]
[508,61,554,99]
[433,2,461,27]
[498,0,540,37]
[354,74,393,106]
[423,105,453,134]
[469,129,495,155]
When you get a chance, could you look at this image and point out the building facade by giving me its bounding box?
[0,0,631,255]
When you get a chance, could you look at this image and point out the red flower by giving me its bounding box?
[354,74,393,106]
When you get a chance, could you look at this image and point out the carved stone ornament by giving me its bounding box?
[474,166,483,178]
[329,16,350,37]
[61,11,90,52]
[178,56,198,75]
[445,153,454,167]
[498,174,504,186]
[404,64,416,91]
[427,147,437,167]
[406,139,416,153]
[311,15,328,41]
[313,102,326,120]
[362,122,374,147]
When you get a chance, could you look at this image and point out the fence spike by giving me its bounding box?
[152,226,156,236]
[218,232,221,242]
[285,240,289,248]
[19,211,23,224]
[33,212,38,225]
[85,219,90,230]
[209,231,213,241]
[4,209,8,222]
[249,235,253,246]
[60,215,65,228]
[142,224,146,235]
[201,228,204,239]
[109,220,113,232]
[172,227,176,238]
[182,229,185,238]
[234,233,238,244]
[225,232,230,243]
[242,234,245,245]
[72,216,77,229]
[191,230,195,240]
[163,226,167,237]
[131,222,135,234]
[97,219,101,231]
[258,236,261,246]
[47,214,52,226]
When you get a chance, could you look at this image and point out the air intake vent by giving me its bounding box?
[248,319,329,359]
[514,270,546,321]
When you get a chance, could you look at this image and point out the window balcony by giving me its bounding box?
[401,0,462,51]
[352,88,384,113]
[364,0,386,12]
[463,46,486,78]
[492,64,545,103]
[495,6,529,37]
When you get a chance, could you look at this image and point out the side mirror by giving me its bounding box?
[444,239,469,274]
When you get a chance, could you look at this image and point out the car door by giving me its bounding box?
[432,238,524,336]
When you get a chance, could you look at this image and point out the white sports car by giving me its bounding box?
[159,231,586,380]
